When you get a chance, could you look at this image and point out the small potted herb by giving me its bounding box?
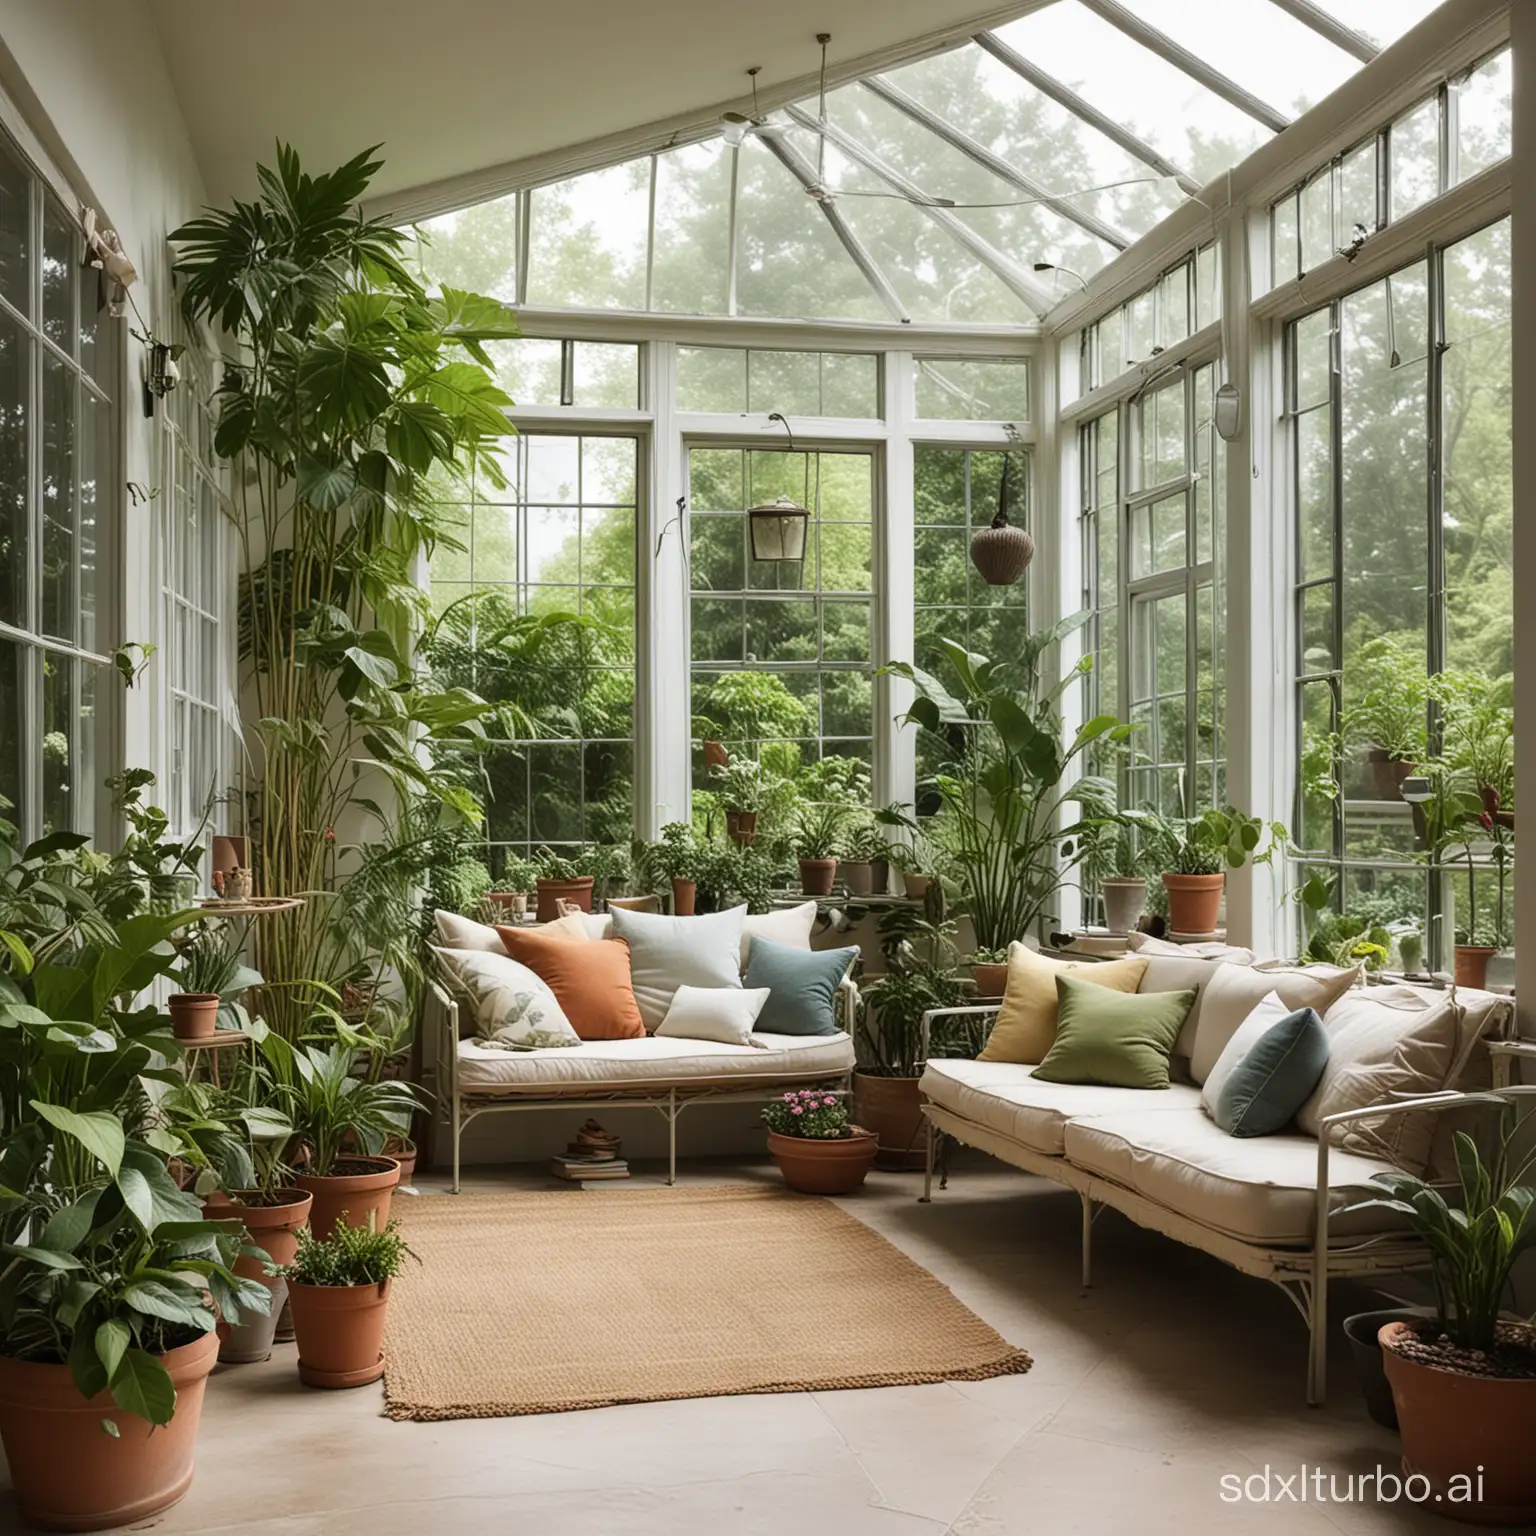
[279,1217,418,1388]
[169,920,254,1039]
[486,854,539,919]
[762,1089,876,1195]
[711,759,768,846]
[794,802,849,896]
[839,818,890,897]
[1134,806,1283,937]
[642,822,702,914]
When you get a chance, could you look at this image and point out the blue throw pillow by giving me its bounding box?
[742,939,858,1036]
[1214,1006,1329,1138]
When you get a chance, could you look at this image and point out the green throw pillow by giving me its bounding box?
[1214,1006,1329,1137]
[742,939,858,1036]
[1033,975,1197,1089]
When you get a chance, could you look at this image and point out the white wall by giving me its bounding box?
[0,0,207,787]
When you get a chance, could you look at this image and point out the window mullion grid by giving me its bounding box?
[1327,298,1345,901]
[1425,240,1448,968]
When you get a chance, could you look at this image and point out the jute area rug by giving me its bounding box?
[383,1184,1030,1421]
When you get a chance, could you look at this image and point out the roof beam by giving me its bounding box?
[783,105,1057,315]
[860,74,1129,252]
[759,133,910,324]
[1077,0,1292,134]
[973,31,1203,198]
[1264,0,1379,64]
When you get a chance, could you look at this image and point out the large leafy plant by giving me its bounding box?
[885,616,1127,952]
[170,146,520,1036]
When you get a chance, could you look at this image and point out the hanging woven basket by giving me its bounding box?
[970,519,1035,586]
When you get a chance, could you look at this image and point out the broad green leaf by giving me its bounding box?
[30,1102,125,1175]
[95,1319,131,1380]
[109,1349,177,1427]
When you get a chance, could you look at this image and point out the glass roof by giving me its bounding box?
[410,0,1447,326]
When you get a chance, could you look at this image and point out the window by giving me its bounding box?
[689,445,874,795]
[160,334,226,836]
[1080,247,1217,392]
[676,348,878,418]
[429,433,638,865]
[914,359,1030,422]
[1286,218,1512,962]
[0,132,113,839]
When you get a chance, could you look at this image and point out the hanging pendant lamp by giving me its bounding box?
[748,412,811,562]
[969,449,1034,586]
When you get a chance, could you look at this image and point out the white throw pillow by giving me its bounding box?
[434,910,507,954]
[1188,961,1360,1085]
[434,947,581,1050]
[608,905,746,1030]
[739,900,818,970]
[574,912,613,940]
[1199,990,1291,1118]
[655,985,771,1048]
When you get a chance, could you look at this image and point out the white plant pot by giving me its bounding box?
[1100,877,1148,936]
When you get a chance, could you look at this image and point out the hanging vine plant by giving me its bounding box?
[170,145,518,1036]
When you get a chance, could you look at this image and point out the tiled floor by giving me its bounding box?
[24,1157,1444,1535]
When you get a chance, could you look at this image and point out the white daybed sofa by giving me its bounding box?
[916,953,1517,1403]
[424,914,857,1190]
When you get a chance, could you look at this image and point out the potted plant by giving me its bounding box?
[1135,804,1284,937]
[1340,1110,1536,1520]
[168,918,259,1039]
[1086,825,1147,936]
[1340,636,1428,800]
[968,945,1010,998]
[103,768,210,914]
[854,902,970,1170]
[839,817,889,897]
[532,847,595,922]
[1433,669,1515,825]
[762,1089,877,1194]
[485,854,538,919]
[1452,813,1511,989]
[711,758,768,847]
[794,801,848,896]
[638,821,702,914]
[279,1039,422,1237]
[280,1217,417,1389]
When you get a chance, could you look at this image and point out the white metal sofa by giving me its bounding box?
[915,955,1517,1404]
[425,951,857,1191]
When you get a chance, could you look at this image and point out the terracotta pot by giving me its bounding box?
[293,1155,400,1241]
[971,962,1009,998]
[212,834,250,875]
[841,860,875,897]
[288,1278,391,1389]
[535,876,593,924]
[902,872,932,901]
[168,992,219,1041]
[385,1138,418,1188]
[1454,945,1498,990]
[203,1187,313,1364]
[1479,784,1504,819]
[798,857,838,897]
[725,810,758,847]
[1161,872,1225,935]
[768,1128,878,1195]
[1380,1320,1536,1523]
[0,1329,217,1531]
[852,1071,926,1171]
[485,891,529,918]
[1100,876,1148,936]
[703,739,729,771]
[671,877,696,916]
[1367,749,1416,801]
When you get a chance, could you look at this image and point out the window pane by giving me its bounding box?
[42,197,75,353]
[1339,139,1379,245]
[41,352,75,642]
[0,310,28,629]
[915,358,1029,421]
[652,142,732,315]
[526,162,650,311]
[409,195,518,303]
[1272,192,1299,288]
[1389,99,1440,221]
[0,140,29,316]
[0,637,22,821]
[1300,171,1333,274]
[1455,49,1511,183]
[41,655,71,835]
[1139,380,1185,488]
[677,347,747,414]
[572,343,640,409]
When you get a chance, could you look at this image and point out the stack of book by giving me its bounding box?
[550,1119,628,1181]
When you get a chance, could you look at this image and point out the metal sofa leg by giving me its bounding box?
[1081,1192,1095,1289]
[1308,1270,1328,1407]
[920,1116,935,1203]
[667,1088,677,1186]
[451,1093,462,1196]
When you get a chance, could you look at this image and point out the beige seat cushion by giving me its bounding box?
[921,1058,1201,1157]
[1296,985,1509,1174]
[1062,1109,1404,1246]
[1187,962,1360,1085]
[979,945,1148,1064]
[456,1029,853,1093]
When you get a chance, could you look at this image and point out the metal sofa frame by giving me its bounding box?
[915,998,1522,1404]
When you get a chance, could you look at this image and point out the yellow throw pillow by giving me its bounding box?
[979,943,1149,1064]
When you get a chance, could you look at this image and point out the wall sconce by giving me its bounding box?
[1214,381,1242,442]
[748,413,810,563]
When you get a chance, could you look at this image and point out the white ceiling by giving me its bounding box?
[147,0,1040,211]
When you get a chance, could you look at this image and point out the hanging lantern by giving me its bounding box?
[748,494,810,562]
[969,450,1034,586]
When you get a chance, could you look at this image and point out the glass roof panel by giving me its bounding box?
[525,161,650,310]
[651,141,733,315]
[1312,0,1444,49]
[1128,0,1359,115]
[889,44,1186,246]
[406,195,518,303]
[992,1,1271,184]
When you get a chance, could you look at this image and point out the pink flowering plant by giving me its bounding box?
[762,1088,850,1139]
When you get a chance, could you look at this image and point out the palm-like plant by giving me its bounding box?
[884,616,1127,952]
[277,1040,423,1177]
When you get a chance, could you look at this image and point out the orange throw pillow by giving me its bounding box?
[497,927,645,1040]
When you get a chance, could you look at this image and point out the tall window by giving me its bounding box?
[161,334,226,835]
[428,433,638,864]
[0,133,113,839]
[1083,364,1223,818]
[1286,218,1512,959]
[689,445,874,793]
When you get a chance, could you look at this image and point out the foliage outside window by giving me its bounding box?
[1079,245,1218,393]
[689,446,873,804]
[914,358,1030,422]
[428,433,638,866]
[0,130,111,841]
[1287,217,1513,962]
[676,347,878,418]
